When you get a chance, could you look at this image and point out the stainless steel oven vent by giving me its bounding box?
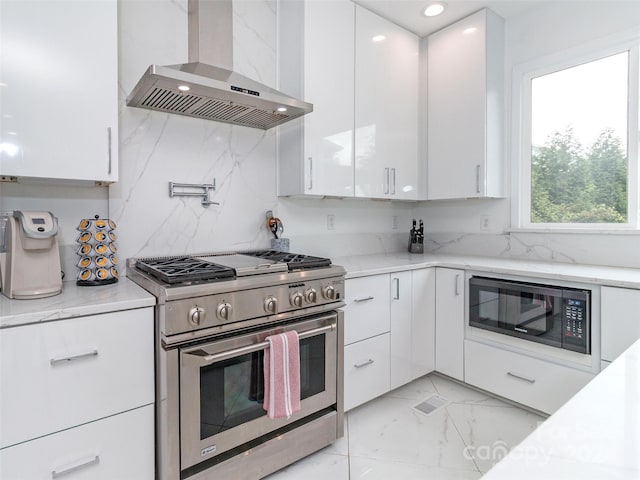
[126,0,312,130]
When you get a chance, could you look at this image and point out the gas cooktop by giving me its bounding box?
[133,250,332,285]
[241,250,332,271]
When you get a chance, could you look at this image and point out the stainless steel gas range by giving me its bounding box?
[127,250,346,480]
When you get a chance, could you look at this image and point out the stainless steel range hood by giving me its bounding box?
[126,0,312,130]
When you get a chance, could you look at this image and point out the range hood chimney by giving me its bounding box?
[126,0,312,130]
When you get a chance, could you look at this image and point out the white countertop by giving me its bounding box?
[0,277,155,328]
[482,338,640,479]
[333,252,640,289]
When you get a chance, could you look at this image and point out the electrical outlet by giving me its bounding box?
[480,215,491,231]
[392,215,398,230]
[327,214,335,230]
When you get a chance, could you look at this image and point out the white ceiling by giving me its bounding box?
[354,0,543,36]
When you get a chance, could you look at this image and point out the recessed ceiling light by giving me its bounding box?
[423,2,445,17]
[277,107,287,112]
[372,35,386,43]
[178,85,190,92]
[463,27,478,35]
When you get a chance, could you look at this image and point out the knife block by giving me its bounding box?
[271,238,290,252]
[408,241,424,254]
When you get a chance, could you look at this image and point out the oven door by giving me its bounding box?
[179,312,339,470]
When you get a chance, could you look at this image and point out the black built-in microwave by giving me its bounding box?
[468,276,590,354]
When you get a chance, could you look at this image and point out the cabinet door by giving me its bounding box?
[427,9,503,200]
[435,268,465,380]
[601,286,640,362]
[344,333,391,411]
[344,274,391,345]
[0,0,118,182]
[0,308,154,448]
[465,340,593,414]
[390,271,412,389]
[354,5,419,200]
[277,0,354,197]
[303,0,354,197]
[0,405,154,480]
[412,268,436,379]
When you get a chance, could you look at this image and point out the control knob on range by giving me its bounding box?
[216,302,232,321]
[290,291,304,308]
[322,285,336,300]
[188,306,206,326]
[304,287,318,304]
[264,295,278,314]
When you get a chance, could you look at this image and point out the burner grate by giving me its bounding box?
[136,256,236,284]
[242,250,332,271]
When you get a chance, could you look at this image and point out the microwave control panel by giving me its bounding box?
[561,295,589,353]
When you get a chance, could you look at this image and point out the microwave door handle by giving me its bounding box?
[183,323,336,368]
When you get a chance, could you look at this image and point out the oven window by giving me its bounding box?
[199,335,326,440]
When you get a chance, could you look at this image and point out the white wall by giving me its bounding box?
[414,1,640,268]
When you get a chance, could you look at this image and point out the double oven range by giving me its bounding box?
[127,250,346,480]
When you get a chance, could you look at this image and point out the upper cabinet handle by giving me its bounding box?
[107,127,112,175]
[475,164,481,194]
[391,168,396,195]
[308,157,313,190]
[384,168,390,194]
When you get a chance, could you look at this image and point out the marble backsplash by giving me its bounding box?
[422,232,640,270]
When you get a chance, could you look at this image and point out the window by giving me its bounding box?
[517,40,639,229]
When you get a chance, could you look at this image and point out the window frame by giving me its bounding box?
[512,34,640,231]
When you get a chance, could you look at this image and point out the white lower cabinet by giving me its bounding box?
[343,269,435,410]
[435,268,465,381]
[601,286,640,362]
[464,340,594,414]
[0,308,154,448]
[0,405,154,480]
[344,274,391,345]
[344,333,391,411]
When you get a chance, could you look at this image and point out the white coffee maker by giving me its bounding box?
[0,210,62,299]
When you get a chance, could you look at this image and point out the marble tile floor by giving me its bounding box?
[266,373,547,480]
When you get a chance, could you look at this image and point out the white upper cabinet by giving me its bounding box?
[277,0,355,197]
[354,5,419,200]
[0,1,118,183]
[426,9,504,200]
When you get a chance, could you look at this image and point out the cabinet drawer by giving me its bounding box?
[344,275,390,345]
[0,405,154,480]
[464,340,594,414]
[344,333,390,411]
[0,308,154,448]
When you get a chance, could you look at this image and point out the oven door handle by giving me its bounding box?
[183,322,336,368]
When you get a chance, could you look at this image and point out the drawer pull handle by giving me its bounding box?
[354,359,374,368]
[52,454,100,478]
[50,349,99,366]
[354,296,374,303]
[507,371,536,384]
